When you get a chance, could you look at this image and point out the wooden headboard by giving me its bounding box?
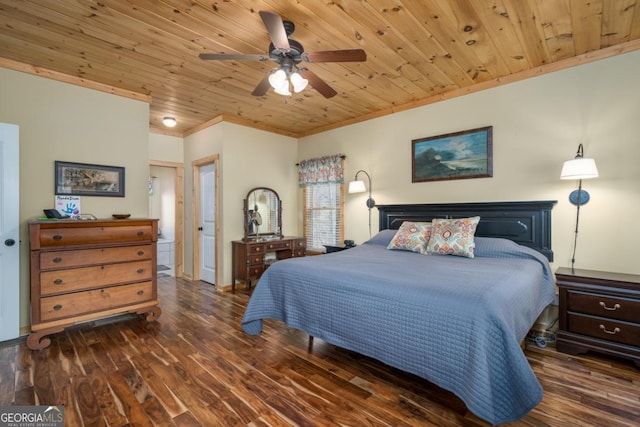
[377,201,557,261]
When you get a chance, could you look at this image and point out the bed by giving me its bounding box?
[241,200,557,425]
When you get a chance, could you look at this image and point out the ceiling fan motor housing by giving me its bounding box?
[269,39,305,64]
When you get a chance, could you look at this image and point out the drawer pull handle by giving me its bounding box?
[137,290,144,295]
[137,231,144,236]
[599,324,620,335]
[53,257,62,263]
[53,235,62,241]
[599,302,621,311]
[137,268,144,274]
[53,279,63,285]
[53,304,62,311]
[256,247,261,252]
[137,250,145,256]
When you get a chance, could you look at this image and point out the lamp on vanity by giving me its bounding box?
[349,170,375,237]
[560,143,599,271]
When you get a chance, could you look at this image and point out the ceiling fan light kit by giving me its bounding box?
[199,11,366,98]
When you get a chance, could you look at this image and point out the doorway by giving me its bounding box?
[192,154,219,285]
[149,160,184,278]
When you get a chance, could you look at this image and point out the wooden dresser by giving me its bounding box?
[232,237,306,292]
[555,267,640,367]
[28,219,161,350]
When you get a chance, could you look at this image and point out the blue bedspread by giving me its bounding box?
[241,232,556,425]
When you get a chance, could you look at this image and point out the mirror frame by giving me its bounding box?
[243,187,283,241]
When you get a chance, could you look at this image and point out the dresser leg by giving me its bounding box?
[27,326,65,350]
[136,305,161,322]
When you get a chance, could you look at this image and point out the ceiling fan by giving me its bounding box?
[199,11,366,98]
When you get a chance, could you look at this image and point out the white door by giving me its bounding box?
[199,163,216,284]
[0,123,20,341]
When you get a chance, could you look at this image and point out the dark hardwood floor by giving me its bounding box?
[1,277,639,426]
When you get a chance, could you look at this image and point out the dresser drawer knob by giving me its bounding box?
[53,235,62,241]
[599,324,620,335]
[599,301,621,311]
[137,250,145,256]
[137,231,144,236]
[137,290,144,296]
[53,257,62,263]
[137,268,145,274]
[53,279,63,285]
[53,304,62,311]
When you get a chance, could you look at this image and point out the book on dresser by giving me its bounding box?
[28,218,161,350]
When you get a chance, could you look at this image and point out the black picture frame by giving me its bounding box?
[55,161,125,197]
[412,126,493,183]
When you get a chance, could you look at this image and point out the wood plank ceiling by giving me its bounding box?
[1,0,639,137]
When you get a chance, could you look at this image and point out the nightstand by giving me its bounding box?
[555,267,640,367]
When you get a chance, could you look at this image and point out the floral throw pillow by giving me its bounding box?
[426,216,480,258]
[387,221,432,254]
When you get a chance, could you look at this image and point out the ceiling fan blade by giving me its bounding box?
[259,11,290,50]
[251,73,272,96]
[299,69,337,98]
[304,49,366,63]
[199,53,270,61]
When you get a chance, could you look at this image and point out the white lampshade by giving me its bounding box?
[290,72,308,93]
[348,180,366,193]
[162,117,177,127]
[268,69,287,88]
[273,80,291,96]
[560,158,599,180]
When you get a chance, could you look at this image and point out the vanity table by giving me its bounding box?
[231,187,306,292]
[232,237,306,292]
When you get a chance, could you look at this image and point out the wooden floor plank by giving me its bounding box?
[2,277,639,426]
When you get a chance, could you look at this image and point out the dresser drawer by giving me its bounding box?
[40,260,153,295]
[293,249,306,257]
[246,254,264,266]
[246,265,265,278]
[40,281,154,322]
[567,290,640,323]
[246,244,266,254]
[266,240,291,250]
[567,312,640,347]
[38,225,154,247]
[40,244,152,269]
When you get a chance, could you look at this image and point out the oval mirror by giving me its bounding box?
[244,187,282,241]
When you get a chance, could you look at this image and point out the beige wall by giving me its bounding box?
[299,50,640,275]
[183,122,298,285]
[149,133,184,163]
[0,67,150,327]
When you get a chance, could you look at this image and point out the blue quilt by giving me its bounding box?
[241,231,556,425]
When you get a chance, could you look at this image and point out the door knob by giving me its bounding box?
[198,226,203,231]
[4,239,15,246]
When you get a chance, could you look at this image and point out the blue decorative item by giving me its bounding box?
[568,189,590,206]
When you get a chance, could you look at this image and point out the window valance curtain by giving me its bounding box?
[298,154,345,186]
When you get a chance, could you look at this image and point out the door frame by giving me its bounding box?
[192,154,220,284]
[149,160,184,278]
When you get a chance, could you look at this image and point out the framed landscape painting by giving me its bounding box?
[55,161,125,197]
[412,126,493,183]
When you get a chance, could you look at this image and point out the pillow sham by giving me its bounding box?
[387,221,432,254]
[426,216,480,258]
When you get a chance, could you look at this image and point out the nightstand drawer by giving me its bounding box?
[567,290,640,323]
[567,312,640,347]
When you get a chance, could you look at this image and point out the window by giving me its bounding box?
[298,154,345,252]
[303,183,344,251]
